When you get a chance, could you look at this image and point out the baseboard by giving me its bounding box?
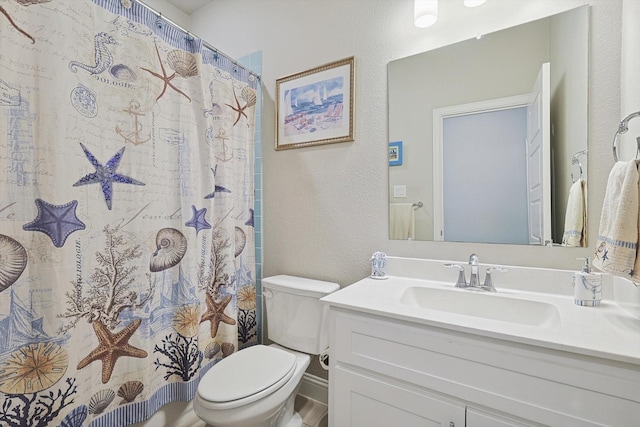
[298,373,328,405]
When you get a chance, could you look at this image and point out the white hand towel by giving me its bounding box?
[390,203,415,240]
[562,179,586,247]
[592,160,640,282]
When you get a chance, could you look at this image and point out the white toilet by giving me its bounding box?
[193,275,339,427]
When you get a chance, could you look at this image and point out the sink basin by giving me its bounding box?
[399,286,560,327]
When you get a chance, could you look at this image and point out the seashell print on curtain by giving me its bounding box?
[0,0,258,425]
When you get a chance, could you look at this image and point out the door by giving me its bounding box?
[526,62,551,245]
[433,95,530,244]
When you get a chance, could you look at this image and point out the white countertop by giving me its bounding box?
[322,268,640,366]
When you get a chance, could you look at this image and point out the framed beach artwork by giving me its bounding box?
[275,57,355,150]
[389,141,403,166]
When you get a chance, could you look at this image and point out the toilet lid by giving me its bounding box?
[198,345,296,403]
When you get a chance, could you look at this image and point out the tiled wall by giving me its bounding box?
[239,51,263,345]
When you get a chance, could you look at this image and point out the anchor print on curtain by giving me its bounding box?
[0,0,258,425]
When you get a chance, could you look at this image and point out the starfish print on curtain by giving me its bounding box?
[204,166,231,199]
[22,199,86,248]
[0,1,257,424]
[185,205,212,235]
[141,43,192,102]
[200,294,236,338]
[226,86,256,127]
[0,2,35,44]
[77,319,148,384]
[73,143,145,210]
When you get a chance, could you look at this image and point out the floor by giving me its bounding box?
[193,394,328,427]
[295,394,328,427]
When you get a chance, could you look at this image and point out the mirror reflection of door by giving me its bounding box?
[440,106,528,244]
[433,63,550,245]
[526,63,551,245]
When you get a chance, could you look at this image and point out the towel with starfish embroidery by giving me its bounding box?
[593,160,640,283]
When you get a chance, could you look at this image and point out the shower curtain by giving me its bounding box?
[0,1,258,426]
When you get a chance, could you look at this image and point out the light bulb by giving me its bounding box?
[414,0,438,28]
[464,0,487,7]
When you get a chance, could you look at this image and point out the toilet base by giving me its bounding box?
[282,412,302,427]
[273,382,302,427]
[199,382,303,427]
[194,345,310,427]
[203,413,302,427]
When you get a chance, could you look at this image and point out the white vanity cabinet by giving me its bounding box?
[333,365,465,426]
[326,308,640,427]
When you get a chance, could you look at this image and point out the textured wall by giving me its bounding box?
[139,0,190,28]
[190,0,624,379]
[191,0,620,281]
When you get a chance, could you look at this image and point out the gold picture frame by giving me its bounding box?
[275,57,355,150]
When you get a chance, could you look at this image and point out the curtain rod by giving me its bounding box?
[136,0,261,80]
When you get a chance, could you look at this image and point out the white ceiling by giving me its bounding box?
[166,0,214,14]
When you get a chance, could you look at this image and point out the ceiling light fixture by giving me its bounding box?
[463,0,487,7]
[414,0,438,28]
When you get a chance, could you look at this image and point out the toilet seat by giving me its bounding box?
[197,345,296,409]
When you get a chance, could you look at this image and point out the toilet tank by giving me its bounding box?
[263,275,339,354]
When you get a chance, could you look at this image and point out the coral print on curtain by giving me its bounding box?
[0,0,258,425]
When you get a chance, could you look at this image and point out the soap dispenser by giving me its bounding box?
[370,251,388,279]
[572,257,602,306]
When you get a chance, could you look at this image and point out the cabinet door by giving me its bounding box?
[467,407,541,427]
[332,366,465,427]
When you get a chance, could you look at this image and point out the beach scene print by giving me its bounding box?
[283,76,344,137]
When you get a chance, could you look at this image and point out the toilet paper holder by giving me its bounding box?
[319,349,330,370]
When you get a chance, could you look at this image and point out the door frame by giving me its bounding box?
[432,94,530,241]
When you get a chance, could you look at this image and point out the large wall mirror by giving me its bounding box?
[388,6,589,247]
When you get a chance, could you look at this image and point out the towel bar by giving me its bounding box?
[571,149,588,182]
[612,111,640,161]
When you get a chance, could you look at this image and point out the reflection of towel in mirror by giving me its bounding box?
[562,179,586,247]
[390,203,415,240]
[592,160,640,283]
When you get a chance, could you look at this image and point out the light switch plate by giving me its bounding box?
[393,185,406,198]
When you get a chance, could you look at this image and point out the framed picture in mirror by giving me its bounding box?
[389,141,403,166]
[275,57,355,150]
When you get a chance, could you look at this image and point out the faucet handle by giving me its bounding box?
[483,266,508,291]
[468,253,479,265]
[444,263,467,288]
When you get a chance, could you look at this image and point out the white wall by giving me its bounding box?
[615,0,640,338]
[191,0,620,287]
[622,0,640,118]
[549,7,589,242]
[620,0,640,161]
[140,0,190,29]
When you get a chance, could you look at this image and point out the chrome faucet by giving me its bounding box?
[468,254,480,288]
[444,263,467,288]
[482,266,507,292]
[444,254,507,292]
